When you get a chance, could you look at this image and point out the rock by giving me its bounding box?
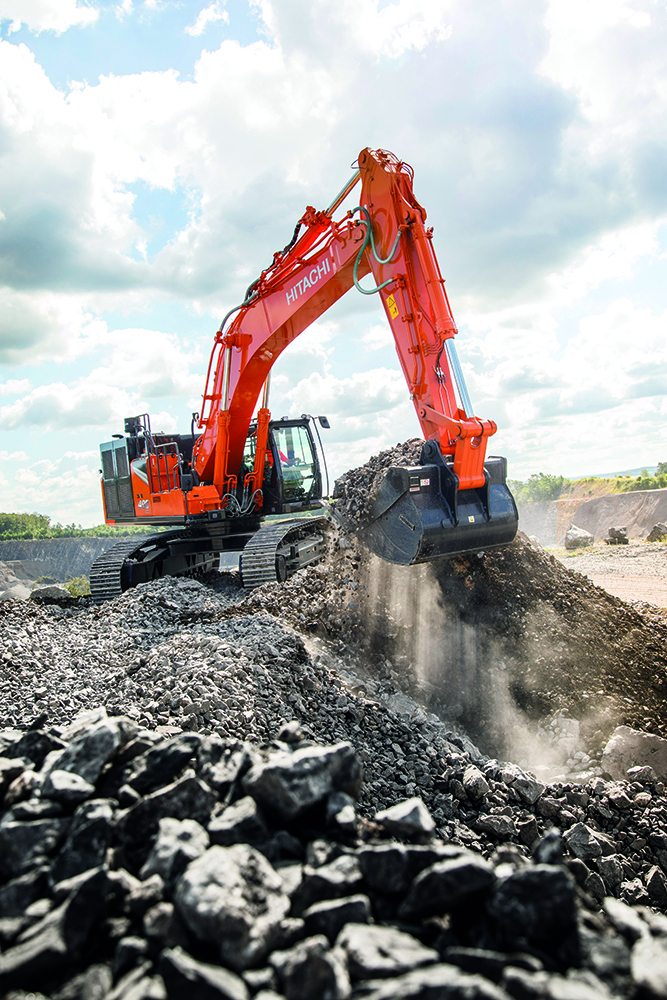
[42,718,124,788]
[606,526,628,544]
[208,796,268,846]
[196,738,253,795]
[140,817,209,886]
[463,765,490,801]
[601,725,667,782]
[488,866,578,958]
[114,935,150,979]
[374,797,435,838]
[361,963,510,999]
[0,867,106,990]
[596,855,623,890]
[0,866,50,919]
[119,773,217,845]
[291,854,363,915]
[125,874,165,917]
[626,764,657,783]
[603,897,646,941]
[336,923,439,980]
[40,769,95,805]
[30,585,74,606]
[143,902,189,947]
[270,935,350,1000]
[0,817,69,880]
[631,933,667,998]
[4,730,66,768]
[326,791,357,831]
[399,854,496,919]
[444,946,542,983]
[512,773,546,806]
[159,946,250,1000]
[174,844,290,971]
[356,843,464,895]
[51,798,114,882]
[646,866,667,907]
[475,815,517,839]
[127,734,201,794]
[563,823,602,862]
[565,525,594,550]
[647,522,667,542]
[243,743,362,820]
[302,894,371,943]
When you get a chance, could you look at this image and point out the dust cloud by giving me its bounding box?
[362,555,590,778]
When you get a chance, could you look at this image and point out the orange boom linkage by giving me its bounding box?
[93,149,517,600]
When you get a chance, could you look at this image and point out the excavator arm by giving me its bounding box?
[194,148,498,501]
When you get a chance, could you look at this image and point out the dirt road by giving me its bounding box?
[555,539,667,608]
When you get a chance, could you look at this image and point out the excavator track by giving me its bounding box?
[239,517,328,589]
[89,529,208,604]
[89,536,151,603]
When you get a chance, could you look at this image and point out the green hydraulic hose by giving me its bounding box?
[352,206,401,295]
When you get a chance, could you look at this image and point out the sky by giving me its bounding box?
[0,0,666,526]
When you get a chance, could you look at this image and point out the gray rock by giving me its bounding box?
[140,817,209,885]
[512,773,546,806]
[601,725,667,782]
[113,935,149,980]
[208,796,268,846]
[647,522,667,542]
[196,738,253,794]
[399,855,496,919]
[603,897,646,941]
[326,791,357,830]
[626,764,657,783]
[42,718,124,787]
[463,765,490,801]
[631,933,667,998]
[51,798,114,882]
[270,935,350,1000]
[646,866,667,907]
[159,946,249,1000]
[336,923,439,980]
[125,874,165,916]
[243,742,361,820]
[119,773,217,845]
[489,865,577,954]
[375,797,435,838]
[0,865,50,919]
[564,823,603,862]
[595,855,623,889]
[0,817,69,880]
[361,963,510,999]
[475,815,517,839]
[0,867,106,990]
[290,854,363,915]
[30,585,74,605]
[174,844,290,971]
[39,768,95,805]
[357,843,465,895]
[565,524,594,550]
[127,734,201,794]
[303,894,372,942]
[143,902,189,947]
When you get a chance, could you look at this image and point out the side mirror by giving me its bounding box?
[318,416,330,429]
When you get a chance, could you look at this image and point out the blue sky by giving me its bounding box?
[0,0,666,525]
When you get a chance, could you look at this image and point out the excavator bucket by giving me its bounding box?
[358,448,518,566]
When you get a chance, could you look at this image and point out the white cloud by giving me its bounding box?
[0,451,103,525]
[186,1,228,37]
[0,0,98,34]
[0,379,32,396]
[0,449,28,460]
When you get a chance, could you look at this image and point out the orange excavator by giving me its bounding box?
[91,148,518,601]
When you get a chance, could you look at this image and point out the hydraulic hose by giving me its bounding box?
[352,206,401,295]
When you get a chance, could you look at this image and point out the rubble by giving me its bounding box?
[0,713,666,998]
[1,439,667,995]
[601,725,667,782]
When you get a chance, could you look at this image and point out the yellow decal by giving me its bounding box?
[468,515,475,523]
[386,294,399,319]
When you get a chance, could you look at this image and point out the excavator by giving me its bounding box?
[91,148,518,601]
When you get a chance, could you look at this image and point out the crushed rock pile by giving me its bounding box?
[1,710,667,1000]
[332,439,424,522]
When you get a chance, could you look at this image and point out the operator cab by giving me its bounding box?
[242,416,327,515]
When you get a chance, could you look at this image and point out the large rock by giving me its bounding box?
[601,726,667,782]
[41,717,125,789]
[360,963,510,1000]
[270,935,350,1000]
[647,522,667,542]
[139,817,209,886]
[564,524,594,550]
[336,923,439,980]
[399,855,496,919]
[243,743,361,820]
[158,946,249,1000]
[174,844,290,971]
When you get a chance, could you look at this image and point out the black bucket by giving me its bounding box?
[358,452,518,566]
